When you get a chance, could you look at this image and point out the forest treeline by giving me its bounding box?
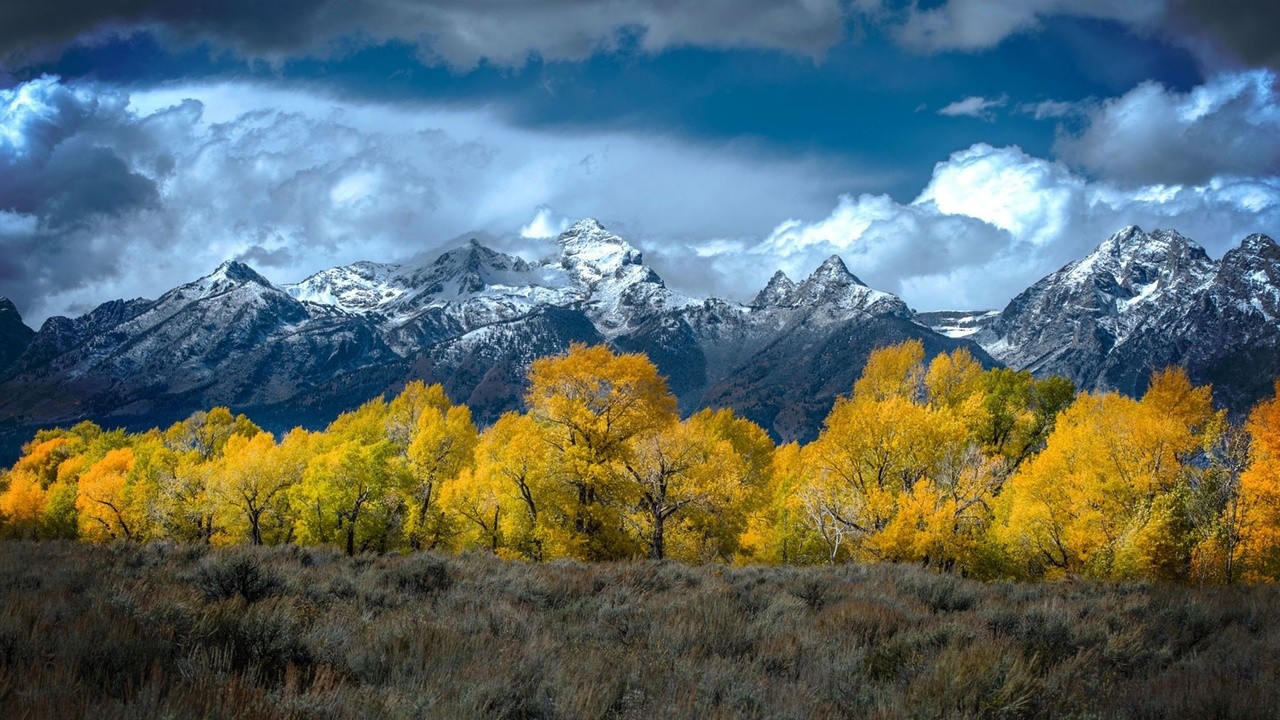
[2,341,1279,583]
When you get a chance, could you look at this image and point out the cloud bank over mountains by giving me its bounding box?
[1,1,1278,324]
[3,69,1278,324]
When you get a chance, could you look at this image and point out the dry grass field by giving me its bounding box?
[1,541,1278,719]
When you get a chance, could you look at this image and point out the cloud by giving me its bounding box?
[684,142,1280,312]
[1056,70,1280,185]
[1019,99,1080,119]
[937,94,1007,119]
[3,73,1278,326]
[520,206,570,239]
[0,76,862,323]
[895,0,1165,53]
[0,0,852,70]
[889,0,1278,70]
[0,77,163,315]
[1169,0,1280,68]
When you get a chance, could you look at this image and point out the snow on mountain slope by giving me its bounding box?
[968,226,1280,408]
[1,217,979,457]
[915,310,1000,339]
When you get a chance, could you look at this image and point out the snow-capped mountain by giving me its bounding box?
[922,226,1280,411]
[0,261,399,442]
[0,219,987,459]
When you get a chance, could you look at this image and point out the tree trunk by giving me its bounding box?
[650,513,665,560]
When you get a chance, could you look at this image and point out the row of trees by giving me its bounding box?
[2,342,1278,582]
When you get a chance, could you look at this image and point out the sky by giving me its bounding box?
[1,1,1279,324]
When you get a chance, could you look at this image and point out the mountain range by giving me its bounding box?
[1,219,1276,462]
[917,226,1280,413]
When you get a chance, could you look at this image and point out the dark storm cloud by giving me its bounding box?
[1170,0,1280,68]
[891,0,1279,73]
[0,0,850,69]
[0,78,162,320]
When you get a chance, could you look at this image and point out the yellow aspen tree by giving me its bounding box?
[442,467,506,553]
[805,393,947,559]
[998,369,1214,581]
[213,431,302,545]
[524,343,677,560]
[852,339,925,402]
[76,448,140,542]
[1239,383,1280,581]
[925,347,985,411]
[0,471,46,538]
[386,380,452,450]
[447,412,552,558]
[742,442,830,565]
[293,439,401,555]
[404,401,478,550]
[621,419,749,561]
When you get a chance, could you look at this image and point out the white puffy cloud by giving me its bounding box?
[1056,70,1280,185]
[693,142,1280,312]
[937,94,1007,119]
[519,206,570,239]
[0,76,861,323]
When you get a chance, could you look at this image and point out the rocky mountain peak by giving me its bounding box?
[164,261,280,305]
[0,296,35,374]
[1066,226,1212,297]
[0,297,21,318]
[1218,233,1280,316]
[212,260,272,286]
[807,255,863,285]
[554,218,660,307]
[558,219,643,266]
[785,254,904,315]
[960,226,1280,412]
[1235,233,1280,256]
[751,271,797,308]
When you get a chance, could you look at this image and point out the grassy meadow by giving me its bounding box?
[0,541,1277,719]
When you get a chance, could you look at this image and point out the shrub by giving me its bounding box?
[194,551,280,604]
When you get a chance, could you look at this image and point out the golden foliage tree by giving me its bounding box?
[403,391,477,550]
[524,343,678,560]
[1239,383,1280,581]
[75,448,141,542]
[997,368,1218,580]
[445,412,552,558]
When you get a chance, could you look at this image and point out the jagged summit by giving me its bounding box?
[214,260,269,283]
[557,218,624,251]
[169,260,281,304]
[0,217,985,458]
[1068,227,1210,288]
[1238,233,1279,253]
[786,254,905,315]
[945,226,1280,409]
[0,296,35,375]
[556,218,646,278]
[752,271,796,308]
